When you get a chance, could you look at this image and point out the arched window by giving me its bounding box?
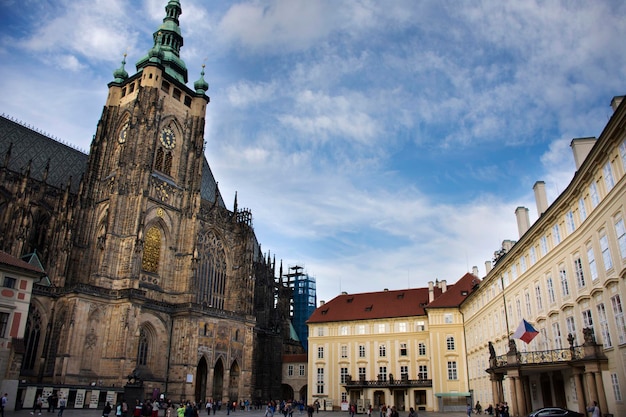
[23,309,42,371]
[141,226,161,273]
[446,336,455,350]
[137,328,149,366]
[196,231,226,309]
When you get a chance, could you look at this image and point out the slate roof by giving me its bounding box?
[307,273,481,324]
[0,115,87,193]
[0,114,225,207]
[0,250,46,275]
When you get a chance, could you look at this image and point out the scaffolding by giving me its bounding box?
[284,265,317,351]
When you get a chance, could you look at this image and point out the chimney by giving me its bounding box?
[533,181,548,216]
[611,96,624,112]
[439,280,447,293]
[472,265,479,276]
[485,261,492,274]
[319,300,325,306]
[502,239,515,252]
[428,281,434,302]
[570,137,597,170]
[515,207,530,238]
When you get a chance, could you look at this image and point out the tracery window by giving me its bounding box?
[195,230,227,309]
[23,309,42,371]
[137,328,149,366]
[141,226,161,273]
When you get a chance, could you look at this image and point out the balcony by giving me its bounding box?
[344,375,432,390]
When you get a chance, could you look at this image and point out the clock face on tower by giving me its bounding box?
[118,122,129,144]
[160,127,176,150]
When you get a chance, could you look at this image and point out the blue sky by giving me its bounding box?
[1,0,625,304]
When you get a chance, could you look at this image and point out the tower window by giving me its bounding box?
[161,80,170,93]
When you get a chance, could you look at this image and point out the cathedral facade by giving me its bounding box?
[0,0,289,407]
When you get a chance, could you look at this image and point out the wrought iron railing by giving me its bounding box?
[344,378,432,388]
[493,346,585,367]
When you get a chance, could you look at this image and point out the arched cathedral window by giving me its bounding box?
[23,308,42,371]
[137,328,149,366]
[141,226,161,273]
[154,148,172,176]
[196,231,227,309]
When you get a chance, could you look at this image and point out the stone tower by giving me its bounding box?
[0,0,287,405]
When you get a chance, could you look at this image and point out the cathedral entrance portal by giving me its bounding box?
[213,359,224,402]
[196,357,208,402]
[229,361,240,403]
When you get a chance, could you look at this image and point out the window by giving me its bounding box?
[316,368,324,394]
[559,265,569,296]
[137,328,149,366]
[520,257,527,273]
[340,367,349,384]
[610,295,626,345]
[447,361,458,380]
[540,236,548,256]
[340,326,349,335]
[378,366,387,381]
[416,321,425,331]
[444,314,453,324]
[299,365,305,376]
[552,322,562,349]
[317,327,324,336]
[524,291,532,316]
[288,365,294,376]
[400,365,408,380]
[620,139,626,171]
[418,365,428,380]
[357,324,366,334]
[341,345,348,358]
[565,211,575,234]
[590,182,600,208]
[615,218,626,260]
[358,367,366,381]
[398,322,407,332]
[566,316,576,341]
[603,161,615,191]
[535,283,543,311]
[359,345,365,358]
[379,344,386,357]
[0,312,9,338]
[611,373,622,402]
[317,347,324,359]
[597,303,612,348]
[516,298,522,321]
[2,277,16,289]
[574,256,585,288]
[552,224,561,245]
[546,276,555,304]
[418,342,426,356]
[446,336,455,350]
[582,309,594,333]
[378,323,386,333]
[587,245,598,281]
[578,198,587,222]
[400,343,407,356]
[141,226,162,273]
[600,233,613,271]
[530,247,537,265]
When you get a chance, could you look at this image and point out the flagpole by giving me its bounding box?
[501,274,511,342]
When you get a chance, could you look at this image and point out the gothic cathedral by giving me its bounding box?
[0,0,291,405]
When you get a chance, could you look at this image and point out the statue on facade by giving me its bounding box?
[488,341,496,359]
[582,327,596,345]
[507,338,517,355]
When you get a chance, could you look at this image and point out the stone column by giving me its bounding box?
[585,371,597,406]
[515,376,525,417]
[508,375,519,417]
[593,370,608,416]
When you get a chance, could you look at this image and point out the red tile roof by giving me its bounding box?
[425,273,480,308]
[307,273,481,324]
[283,354,307,363]
[0,250,45,275]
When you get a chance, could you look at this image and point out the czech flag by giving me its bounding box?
[513,319,539,344]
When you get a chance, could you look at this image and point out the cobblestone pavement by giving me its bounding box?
[6,409,479,417]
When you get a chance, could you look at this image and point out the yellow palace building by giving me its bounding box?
[307,95,626,416]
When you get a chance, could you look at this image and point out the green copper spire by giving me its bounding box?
[136,0,188,84]
[112,53,129,83]
[193,64,209,95]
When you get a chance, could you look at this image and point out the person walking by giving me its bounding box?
[1,393,8,417]
[57,397,66,417]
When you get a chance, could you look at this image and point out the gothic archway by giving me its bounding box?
[212,358,224,402]
[196,357,208,403]
[229,360,240,402]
